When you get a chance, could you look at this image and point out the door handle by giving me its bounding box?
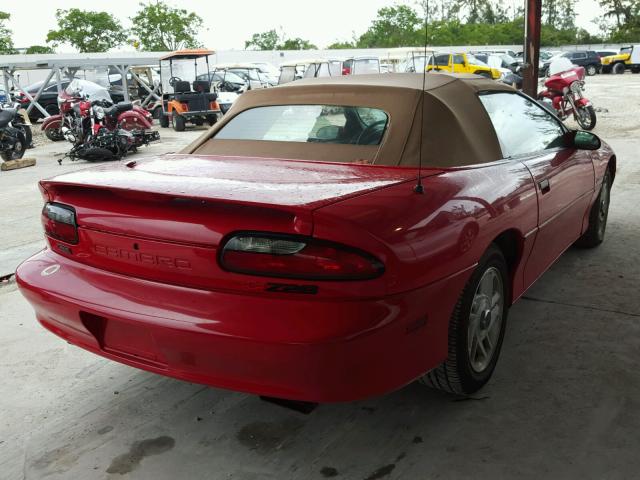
[538,179,551,194]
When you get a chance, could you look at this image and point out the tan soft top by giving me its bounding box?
[184,73,514,167]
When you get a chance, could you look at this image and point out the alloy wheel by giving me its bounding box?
[467,267,504,373]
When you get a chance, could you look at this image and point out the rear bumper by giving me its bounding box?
[16,249,468,402]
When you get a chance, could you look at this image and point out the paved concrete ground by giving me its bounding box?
[1,78,640,479]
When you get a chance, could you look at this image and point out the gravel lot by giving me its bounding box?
[1,73,639,480]
[562,71,640,138]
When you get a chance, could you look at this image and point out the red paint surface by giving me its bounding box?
[17,146,612,402]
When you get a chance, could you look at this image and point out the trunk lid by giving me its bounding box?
[41,154,442,291]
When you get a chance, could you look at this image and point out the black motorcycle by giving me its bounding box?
[0,107,31,162]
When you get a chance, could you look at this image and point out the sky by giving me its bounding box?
[5,0,605,52]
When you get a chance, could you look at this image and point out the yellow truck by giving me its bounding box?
[601,45,640,74]
[428,53,502,80]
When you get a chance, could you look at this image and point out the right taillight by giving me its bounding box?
[42,203,78,244]
[219,232,384,281]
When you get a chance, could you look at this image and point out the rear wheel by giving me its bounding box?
[586,64,597,76]
[420,244,509,395]
[1,134,27,161]
[207,115,217,126]
[631,66,640,74]
[575,169,612,248]
[576,105,596,130]
[152,106,163,119]
[612,62,625,74]
[159,114,169,128]
[172,114,186,132]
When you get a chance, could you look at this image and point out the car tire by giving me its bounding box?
[159,114,169,128]
[172,114,186,132]
[631,67,640,74]
[586,64,597,76]
[575,168,612,248]
[612,63,625,74]
[420,244,509,395]
[208,115,217,126]
[44,104,59,116]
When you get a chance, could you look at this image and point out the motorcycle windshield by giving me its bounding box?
[548,57,575,76]
[64,79,112,103]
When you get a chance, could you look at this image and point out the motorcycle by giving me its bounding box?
[43,79,156,142]
[537,58,596,130]
[50,80,159,163]
[0,104,32,161]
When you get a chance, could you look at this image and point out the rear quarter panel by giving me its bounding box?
[314,160,538,299]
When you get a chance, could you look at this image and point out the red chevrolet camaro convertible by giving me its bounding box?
[17,73,614,403]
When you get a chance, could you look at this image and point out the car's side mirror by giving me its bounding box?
[572,130,601,150]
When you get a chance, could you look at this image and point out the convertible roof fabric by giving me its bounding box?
[183,73,513,168]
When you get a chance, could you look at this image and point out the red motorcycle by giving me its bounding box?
[42,79,156,142]
[42,80,159,162]
[538,62,596,130]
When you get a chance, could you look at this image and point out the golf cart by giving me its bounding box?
[159,49,221,131]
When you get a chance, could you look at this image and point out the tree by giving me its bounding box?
[327,40,356,49]
[0,11,16,54]
[46,9,127,52]
[279,38,317,50]
[131,1,203,51]
[357,5,422,48]
[245,29,279,50]
[26,45,55,54]
[598,0,640,40]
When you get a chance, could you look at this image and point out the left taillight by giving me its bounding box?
[42,203,78,244]
[219,232,384,281]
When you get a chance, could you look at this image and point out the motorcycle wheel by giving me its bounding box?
[45,127,64,142]
[576,105,597,130]
[1,134,26,161]
[20,125,33,147]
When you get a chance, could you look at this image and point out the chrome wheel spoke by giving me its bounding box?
[467,266,504,373]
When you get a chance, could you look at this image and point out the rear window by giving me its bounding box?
[215,105,389,145]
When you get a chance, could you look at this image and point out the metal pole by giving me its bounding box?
[522,0,542,97]
[120,65,130,102]
[25,69,55,115]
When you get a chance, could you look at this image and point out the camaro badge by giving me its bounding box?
[41,264,61,277]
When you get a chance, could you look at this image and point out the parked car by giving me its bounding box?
[196,71,247,93]
[478,48,519,58]
[473,53,523,88]
[542,51,601,76]
[430,53,502,79]
[17,73,615,403]
[601,45,640,74]
[213,64,273,89]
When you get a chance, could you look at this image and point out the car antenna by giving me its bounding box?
[414,1,429,194]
